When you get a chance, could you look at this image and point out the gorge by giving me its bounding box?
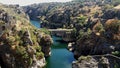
[31,20,75,68]
[25,0,120,68]
[0,0,120,68]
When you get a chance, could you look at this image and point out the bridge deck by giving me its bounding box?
[48,29,73,32]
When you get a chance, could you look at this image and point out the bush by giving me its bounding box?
[14,35,20,41]
[40,34,53,46]
[78,29,84,39]
[33,45,41,52]
[95,23,105,33]
[29,30,37,45]
[78,55,91,61]
[71,28,77,38]
[35,52,44,60]
[77,15,87,27]
[77,28,92,40]
[6,36,16,45]
[105,20,120,34]
[15,45,27,57]
[112,51,120,56]
[40,28,50,35]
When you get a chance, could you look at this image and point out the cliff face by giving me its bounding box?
[23,1,120,68]
[0,4,52,68]
[40,34,53,57]
[73,15,120,59]
[23,2,92,28]
[72,54,120,68]
[23,0,118,29]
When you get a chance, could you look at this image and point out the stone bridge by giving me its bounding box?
[48,29,73,36]
[48,29,74,42]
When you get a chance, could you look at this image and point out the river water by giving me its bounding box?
[30,20,75,68]
[30,20,41,28]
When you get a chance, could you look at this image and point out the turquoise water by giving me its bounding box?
[30,20,75,68]
[46,36,75,68]
[30,20,41,28]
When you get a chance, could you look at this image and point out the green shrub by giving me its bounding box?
[77,16,87,26]
[15,46,36,65]
[33,45,41,52]
[78,55,91,61]
[87,28,92,35]
[36,52,44,60]
[95,23,105,33]
[112,51,120,56]
[14,35,20,41]
[78,29,84,39]
[77,28,92,40]
[40,28,50,35]
[6,36,15,45]
[29,30,37,45]
[71,28,77,38]
[15,45,27,56]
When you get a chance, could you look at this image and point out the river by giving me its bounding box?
[30,20,41,28]
[30,20,75,68]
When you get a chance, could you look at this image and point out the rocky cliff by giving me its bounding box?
[23,1,120,68]
[23,0,119,29]
[72,54,120,68]
[73,14,120,59]
[0,4,52,68]
[23,2,93,28]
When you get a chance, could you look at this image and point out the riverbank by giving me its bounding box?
[30,20,75,68]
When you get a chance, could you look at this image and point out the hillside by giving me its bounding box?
[0,4,53,68]
[23,0,120,29]
[23,1,120,68]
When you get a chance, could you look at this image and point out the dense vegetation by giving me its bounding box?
[23,0,120,29]
[0,4,53,68]
[0,0,120,67]
[23,1,120,67]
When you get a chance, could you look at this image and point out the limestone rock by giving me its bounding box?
[0,3,53,68]
[39,35,53,57]
[72,54,120,68]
